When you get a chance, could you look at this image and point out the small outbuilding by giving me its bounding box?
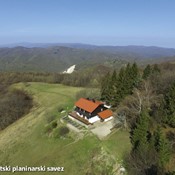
[98,109,113,122]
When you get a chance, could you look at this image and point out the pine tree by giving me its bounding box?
[101,63,140,107]
[101,72,111,103]
[124,63,133,95]
[121,63,140,97]
[152,64,161,74]
[143,64,152,80]
[131,111,150,150]
[115,67,126,104]
[111,70,117,83]
[164,82,175,127]
[101,72,110,100]
[131,62,140,87]
[110,70,118,106]
[153,126,171,167]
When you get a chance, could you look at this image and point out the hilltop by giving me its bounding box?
[0,82,131,175]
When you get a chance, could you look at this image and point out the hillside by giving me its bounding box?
[0,82,131,175]
[0,44,175,72]
[0,46,128,72]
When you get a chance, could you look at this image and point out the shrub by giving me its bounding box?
[51,121,58,128]
[59,126,69,136]
[44,120,58,134]
[46,115,56,123]
[52,126,70,138]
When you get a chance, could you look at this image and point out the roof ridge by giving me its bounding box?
[75,98,100,113]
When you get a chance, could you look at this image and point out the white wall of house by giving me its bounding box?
[76,112,83,118]
[104,116,113,122]
[104,104,111,108]
[88,116,100,123]
[76,112,81,116]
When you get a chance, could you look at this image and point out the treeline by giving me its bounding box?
[0,89,33,130]
[101,63,162,107]
[0,72,57,86]
[101,63,140,106]
[100,62,175,174]
[0,65,108,88]
[128,65,175,174]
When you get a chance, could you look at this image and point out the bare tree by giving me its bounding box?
[115,80,163,127]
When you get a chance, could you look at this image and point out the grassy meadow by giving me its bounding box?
[0,82,131,175]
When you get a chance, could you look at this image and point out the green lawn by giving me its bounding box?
[102,130,131,161]
[0,82,131,175]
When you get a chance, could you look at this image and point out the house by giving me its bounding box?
[68,98,113,125]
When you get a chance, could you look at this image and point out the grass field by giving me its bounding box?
[0,82,131,175]
[102,130,131,161]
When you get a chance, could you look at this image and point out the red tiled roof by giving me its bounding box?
[75,98,99,113]
[98,109,113,119]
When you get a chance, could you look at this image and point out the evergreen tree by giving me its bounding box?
[143,64,152,80]
[128,112,172,174]
[152,64,161,74]
[153,126,171,167]
[111,70,117,83]
[129,111,160,174]
[164,82,175,127]
[115,67,126,104]
[110,70,118,105]
[131,111,150,150]
[101,63,140,106]
[101,72,111,103]
[124,63,133,95]
[131,62,140,87]
[120,63,140,98]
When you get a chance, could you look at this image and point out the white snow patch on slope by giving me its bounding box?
[63,65,76,74]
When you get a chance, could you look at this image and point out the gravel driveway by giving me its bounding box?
[90,119,114,139]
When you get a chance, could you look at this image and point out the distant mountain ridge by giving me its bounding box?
[1,42,175,59]
[0,46,128,72]
[0,43,175,72]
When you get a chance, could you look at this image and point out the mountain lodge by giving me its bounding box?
[68,98,113,126]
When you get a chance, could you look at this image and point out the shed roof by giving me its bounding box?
[98,109,113,119]
[75,98,99,113]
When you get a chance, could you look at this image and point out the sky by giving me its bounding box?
[0,0,175,47]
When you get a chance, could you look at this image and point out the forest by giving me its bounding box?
[0,64,109,88]
[0,88,33,130]
[101,62,175,174]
